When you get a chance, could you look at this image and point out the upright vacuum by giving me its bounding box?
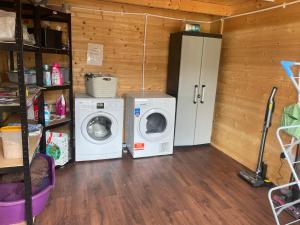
[239,86,278,187]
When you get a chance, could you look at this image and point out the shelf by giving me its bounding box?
[0,105,20,112]
[0,42,38,52]
[0,42,17,51]
[45,115,71,130]
[0,133,42,174]
[42,84,70,91]
[0,1,34,13]
[0,87,41,113]
[0,42,69,54]
[38,6,70,23]
[41,47,70,55]
[24,44,39,52]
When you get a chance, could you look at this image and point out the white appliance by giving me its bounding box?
[125,92,176,158]
[167,32,222,146]
[75,94,124,161]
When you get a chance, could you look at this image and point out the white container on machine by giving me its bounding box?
[85,73,117,97]
[0,126,22,159]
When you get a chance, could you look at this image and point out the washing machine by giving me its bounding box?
[75,94,124,161]
[125,92,176,158]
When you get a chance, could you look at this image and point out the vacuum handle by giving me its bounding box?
[264,87,277,128]
[256,86,278,177]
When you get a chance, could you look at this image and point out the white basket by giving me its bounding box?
[85,74,117,98]
[0,10,16,42]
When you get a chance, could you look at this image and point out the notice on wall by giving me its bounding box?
[87,43,103,66]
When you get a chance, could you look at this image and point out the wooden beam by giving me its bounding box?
[102,0,232,16]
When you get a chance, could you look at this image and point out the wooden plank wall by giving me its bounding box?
[49,0,214,96]
[211,3,300,184]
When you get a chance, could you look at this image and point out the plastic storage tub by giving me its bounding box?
[8,71,36,85]
[0,10,15,42]
[85,73,117,97]
[0,153,55,225]
[61,67,69,84]
[0,126,22,159]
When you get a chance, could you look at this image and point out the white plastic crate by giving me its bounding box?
[85,73,117,98]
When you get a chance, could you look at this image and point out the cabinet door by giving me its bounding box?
[194,37,222,145]
[174,35,204,146]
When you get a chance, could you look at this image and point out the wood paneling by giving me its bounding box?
[50,0,213,95]
[211,4,300,185]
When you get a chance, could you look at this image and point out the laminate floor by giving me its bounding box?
[35,146,291,225]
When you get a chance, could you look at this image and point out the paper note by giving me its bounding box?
[87,43,103,66]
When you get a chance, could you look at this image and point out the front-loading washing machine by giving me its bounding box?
[75,94,123,161]
[125,92,176,158]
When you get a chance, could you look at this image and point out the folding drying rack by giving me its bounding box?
[268,61,300,225]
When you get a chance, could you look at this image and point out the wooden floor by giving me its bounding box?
[35,146,289,225]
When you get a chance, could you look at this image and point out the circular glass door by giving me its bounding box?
[139,108,170,142]
[82,112,118,144]
[146,113,167,134]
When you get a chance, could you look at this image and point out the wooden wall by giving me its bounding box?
[49,0,214,95]
[211,4,300,184]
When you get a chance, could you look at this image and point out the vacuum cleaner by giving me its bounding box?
[239,86,277,187]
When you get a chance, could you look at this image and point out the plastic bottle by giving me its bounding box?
[43,64,52,86]
[51,63,63,86]
[56,95,66,118]
[44,104,50,125]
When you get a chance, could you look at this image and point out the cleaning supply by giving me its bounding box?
[43,64,51,86]
[55,95,66,118]
[44,104,50,125]
[33,96,39,122]
[51,63,63,86]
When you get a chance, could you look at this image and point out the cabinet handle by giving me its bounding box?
[200,85,206,104]
[193,85,199,104]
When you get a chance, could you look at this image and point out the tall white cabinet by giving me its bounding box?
[167,32,222,146]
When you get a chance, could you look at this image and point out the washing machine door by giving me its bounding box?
[139,108,171,142]
[81,112,118,145]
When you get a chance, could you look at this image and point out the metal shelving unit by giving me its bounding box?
[0,1,74,224]
[0,1,34,224]
[33,6,74,163]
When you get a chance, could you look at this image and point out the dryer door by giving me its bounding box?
[139,108,171,142]
[81,112,118,145]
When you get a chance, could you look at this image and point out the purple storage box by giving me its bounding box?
[0,153,55,225]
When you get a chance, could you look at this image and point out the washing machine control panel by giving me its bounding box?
[97,103,105,109]
[77,99,123,111]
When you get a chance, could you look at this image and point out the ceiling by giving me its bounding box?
[104,0,290,17]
